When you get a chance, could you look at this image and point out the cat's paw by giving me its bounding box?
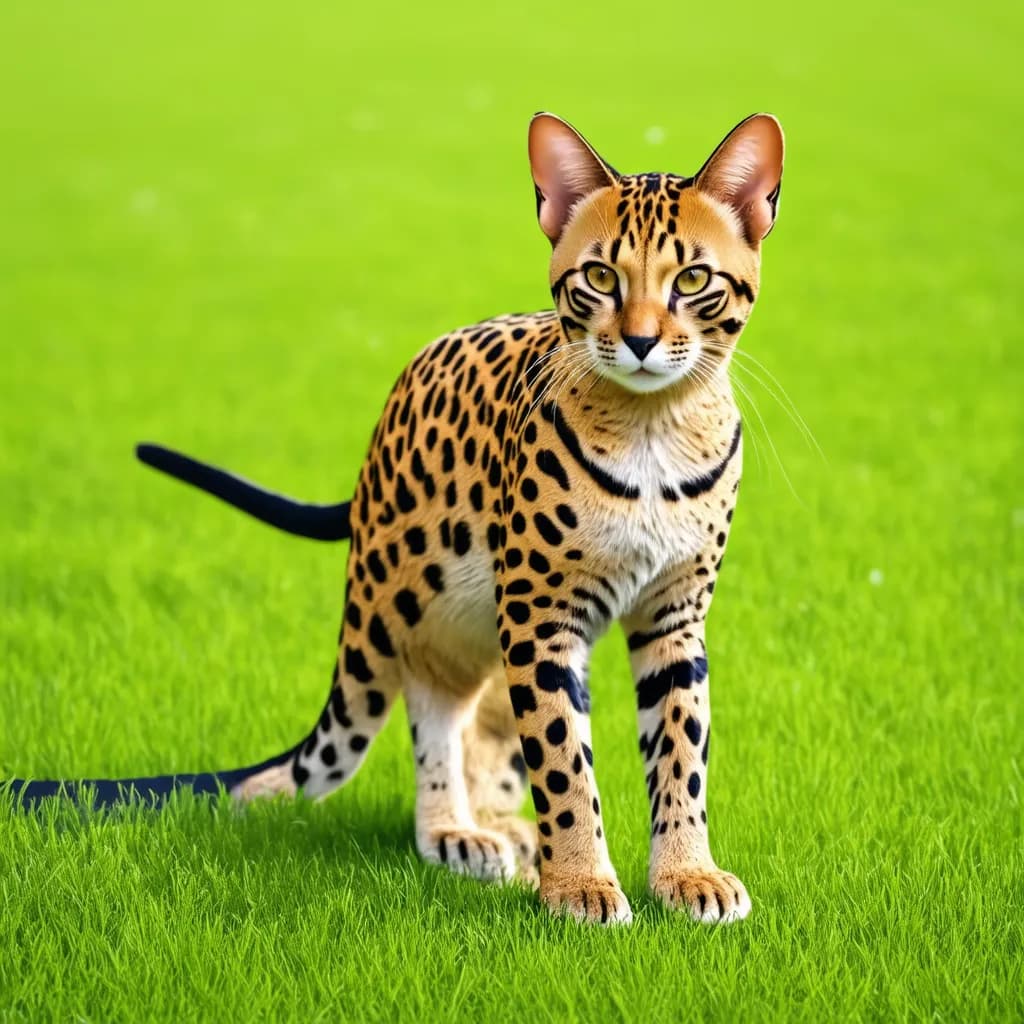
[541,875,633,925]
[419,827,518,883]
[478,813,539,888]
[651,867,751,924]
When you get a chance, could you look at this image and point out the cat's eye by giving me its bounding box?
[584,263,618,294]
[674,266,711,296]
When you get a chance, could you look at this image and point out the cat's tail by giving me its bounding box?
[7,745,301,811]
[136,443,351,542]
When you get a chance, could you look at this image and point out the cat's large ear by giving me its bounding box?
[529,113,618,245]
[695,114,784,243]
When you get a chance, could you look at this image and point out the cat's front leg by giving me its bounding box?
[498,593,631,924]
[623,590,751,924]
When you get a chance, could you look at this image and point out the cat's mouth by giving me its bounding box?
[603,364,683,395]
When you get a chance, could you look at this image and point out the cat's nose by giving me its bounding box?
[622,334,659,362]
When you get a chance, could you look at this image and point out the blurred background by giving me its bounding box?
[1,1,1021,1019]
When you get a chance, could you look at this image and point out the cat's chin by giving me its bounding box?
[599,366,686,395]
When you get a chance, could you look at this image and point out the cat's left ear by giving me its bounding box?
[529,113,618,245]
[695,114,784,243]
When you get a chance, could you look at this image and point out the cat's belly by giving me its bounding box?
[406,550,504,693]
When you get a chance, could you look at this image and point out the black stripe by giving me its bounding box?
[635,657,709,710]
[661,422,741,501]
[540,403,639,500]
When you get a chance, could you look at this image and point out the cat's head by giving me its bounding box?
[529,113,783,395]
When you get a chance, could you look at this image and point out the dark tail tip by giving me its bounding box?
[135,442,351,542]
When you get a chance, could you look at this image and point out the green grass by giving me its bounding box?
[1,1,1022,1020]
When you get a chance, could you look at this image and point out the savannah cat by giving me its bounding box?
[13,112,784,925]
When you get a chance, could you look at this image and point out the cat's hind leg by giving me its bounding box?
[406,673,518,884]
[463,673,538,883]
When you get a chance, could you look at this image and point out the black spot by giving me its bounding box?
[505,547,523,568]
[688,772,701,798]
[394,589,422,627]
[528,551,550,574]
[545,718,567,745]
[508,641,535,666]
[521,478,539,501]
[453,521,472,556]
[395,474,417,513]
[522,737,544,770]
[320,743,337,766]
[346,602,362,630]
[350,735,369,753]
[330,687,352,728]
[539,821,552,837]
[366,690,387,717]
[293,763,310,786]
[507,601,531,624]
[582,743,593,766]
[556,810,575,829]
[511,512,526,535]
[469,482,484,511]
[509,684,537,718]
[684,716,702,746]
[531,785,550,814]
[720,318,742,335]
[423,564,444,592]
[534,513,563,546]
[368,615,395,657]
[367,551,387,583]
[344,646,374,683]
[546,770,569,794]
[555,504,577,529]
[441,438,455,472]
[536,449,570,491]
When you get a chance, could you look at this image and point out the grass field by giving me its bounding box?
[2,1,1022,1021]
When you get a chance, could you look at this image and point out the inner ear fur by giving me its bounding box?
[695,113,784,243]
[529,113,618,245]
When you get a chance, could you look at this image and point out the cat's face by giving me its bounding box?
[530,115,783,396]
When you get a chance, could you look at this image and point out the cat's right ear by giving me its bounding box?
[529,113,618,245]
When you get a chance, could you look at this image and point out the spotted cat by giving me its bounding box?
[12,112,784,925]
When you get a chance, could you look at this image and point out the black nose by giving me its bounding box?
[622,334,659,361]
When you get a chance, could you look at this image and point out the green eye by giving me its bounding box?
[674,266,711,296]
[584,263,618,294]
